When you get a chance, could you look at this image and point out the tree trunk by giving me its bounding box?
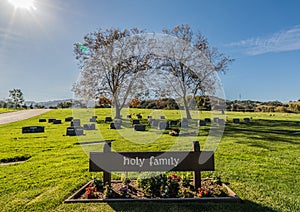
[113,95,122,119]
[183,97,192,119]
[115,105,121,119]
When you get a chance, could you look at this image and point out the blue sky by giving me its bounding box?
[0,0,300,102]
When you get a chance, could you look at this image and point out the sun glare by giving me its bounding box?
[8,0,36,10]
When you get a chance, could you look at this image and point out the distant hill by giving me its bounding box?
[25,99,73,108]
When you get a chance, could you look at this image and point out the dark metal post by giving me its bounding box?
[193,141,201,190]
[103,141,111,185]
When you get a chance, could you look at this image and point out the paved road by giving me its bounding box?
[0,109,52,125]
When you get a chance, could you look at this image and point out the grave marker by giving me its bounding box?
[132,120,140,125]
[53,120,62,124]
[66,126,84,136]
[48,118,56,123]
[65,117,73,122]
[22,126,45,134]
[180,118,189,128]
[244,118,250,123]
[169,120,178,127]
[158,121,168,130]
[134,124,146,131]
[198,120,206,127]
[105,117,113,123]
[71,119,81,127]
[233,118,240,124]
[84,124,96,130]
[150,119,158,127]
[204,118,211,123]
[39,119,46,122]
[89,141,214,189]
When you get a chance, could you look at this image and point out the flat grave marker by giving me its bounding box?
[53,120,62,124]
[22,126,45,134]
[132,120,140,125]
[105,117,113,123]
[48,118,56,123]
[65,117,73,122]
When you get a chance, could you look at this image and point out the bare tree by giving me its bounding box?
[157,24,233,119]
[73,28,152,118]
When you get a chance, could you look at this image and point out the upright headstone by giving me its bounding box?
[218,119,225,126]
[180,118,189,128]
[84,124,96,130]
[244,118,250,123]
[134,124,146,131]
[213,117,219,123]
[90,117,97,122]
[66,126,84,136]
[197,120,206,127]
[204,118,211,123]
[158,121,167,130]
[150,119,158,127]
[114,119,122,129]
[169,120,178,127]
[233,118,240,124]
[71,119,81,127]
[160,116,166,119]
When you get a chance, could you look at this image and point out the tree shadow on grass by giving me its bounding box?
[107,200,276,212]
[223,119,300,145]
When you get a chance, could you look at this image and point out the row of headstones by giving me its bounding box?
[127,115,166,120]
[66,116,98,136]
[233,118,250,124]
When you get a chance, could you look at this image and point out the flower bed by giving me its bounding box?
[65,174,241,203]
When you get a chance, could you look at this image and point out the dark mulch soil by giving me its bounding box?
[79,178,230,200]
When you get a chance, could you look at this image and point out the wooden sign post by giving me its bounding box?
[89,141,214,189]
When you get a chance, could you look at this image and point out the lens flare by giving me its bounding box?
[8,0,36,10]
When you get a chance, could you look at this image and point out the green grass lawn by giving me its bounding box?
[0,109,299,211]
[0,108,17,114]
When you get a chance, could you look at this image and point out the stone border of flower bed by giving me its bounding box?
[64,180,241,203]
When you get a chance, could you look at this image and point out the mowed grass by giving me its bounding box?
[0,109,299,211]
[0,108,16,114]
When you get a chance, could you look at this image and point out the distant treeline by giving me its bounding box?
[1,97,300,113]
[226,100,300,113]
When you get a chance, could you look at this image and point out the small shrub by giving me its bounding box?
[103,184,114,199]
[92,177,103,191]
